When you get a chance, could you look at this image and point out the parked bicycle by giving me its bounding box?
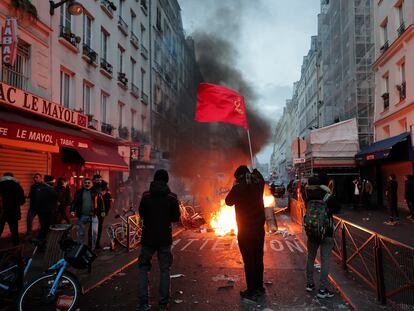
[17,224,96,311]
[106,206,142,250]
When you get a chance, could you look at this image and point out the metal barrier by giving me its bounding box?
[126,214,141,251]
[290,198,414,310]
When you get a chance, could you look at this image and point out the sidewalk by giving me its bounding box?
[337,205,414,247]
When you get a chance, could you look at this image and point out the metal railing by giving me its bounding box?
[2,65,28,90]
[290,198,414,310]
[397,23,406,37]
[140,44,149,59]
[130,31,139,48]
[380,41,389,53]
[100,58,113,75]
[130,83,139,97]
[59,25,79,48]
[118,16,128,35]
[141,91,148,104]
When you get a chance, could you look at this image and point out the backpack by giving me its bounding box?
[303,199,331,242]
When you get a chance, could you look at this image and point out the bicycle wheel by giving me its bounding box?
[17,271,80,311]
[114,223,128,248]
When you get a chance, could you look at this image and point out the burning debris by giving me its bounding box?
[210,200,238,236]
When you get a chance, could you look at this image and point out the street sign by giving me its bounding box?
[293,158,305,164]
[291,138,307,158]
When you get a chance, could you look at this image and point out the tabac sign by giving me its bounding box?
[0,82,88,128]
[2,17,18,66]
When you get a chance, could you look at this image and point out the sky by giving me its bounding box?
[178,0,320,164]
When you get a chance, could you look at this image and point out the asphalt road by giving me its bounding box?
[80,219,350,310]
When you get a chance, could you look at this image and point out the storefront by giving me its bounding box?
[356,132,414,209]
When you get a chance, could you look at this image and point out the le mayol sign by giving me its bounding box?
[0,121,90,149]
[0,82,88,128]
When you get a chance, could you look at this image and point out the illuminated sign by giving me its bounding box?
[2,17,18,66]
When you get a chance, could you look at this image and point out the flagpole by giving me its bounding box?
[247,129,254,168]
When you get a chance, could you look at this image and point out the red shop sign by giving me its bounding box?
[2,17,18,66]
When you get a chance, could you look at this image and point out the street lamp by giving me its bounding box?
[49,0,83,16]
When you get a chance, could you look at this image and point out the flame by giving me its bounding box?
[263,184,275,208]
[210,200,238,236]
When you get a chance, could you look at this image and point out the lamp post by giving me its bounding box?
[49,0,83,16]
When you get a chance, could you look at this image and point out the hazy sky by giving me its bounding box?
[178,0,320,164]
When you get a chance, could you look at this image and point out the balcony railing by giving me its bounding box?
[397,22,406,37]
[131,128,149,143]
[140,0,148,15]
[118,126,129,139]
[381,92,389,110]
[100,58,113,75]
[117,72,128,87]
[397,81,406,101]
[59,26,80,48]
[82,44,98,64]
[130,31,139,48]
[100,0,116,17]
[101,122,114,135]
[141,44,149,59]
[131,83,139,97]
[141,91,148,105]
[2,66,29,90]
[380,41,389,53]
[118,16,128,35]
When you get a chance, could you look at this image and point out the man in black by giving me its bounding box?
[37,175,58,247]
[0,172,25,245]
[26,173,43,238]
[92,175,112,249]
[137,169,180,311]
[225,165,265,302]
[385,174,399,225]
[405,175,414,220]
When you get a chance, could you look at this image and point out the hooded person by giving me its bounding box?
[225,165,266,302]
[137,169,180,311]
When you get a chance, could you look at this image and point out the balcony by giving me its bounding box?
[381,92,389,110]
[380,41,389,54]
[59,26,80,49]
[130,83,140,98]
[141,91,149,105]
[88,117,98,130]
[396,81,406,101]
[100,58,113,76]
[82,44,98,65]
[140,0,148,15]
[154,61,163,74]
[101,122,114,135]
[118,16,128,36]
[100,0,116,18]
[131,128,149,143]
[118,126,129,139]
[141,44,149,59]
[397,22,406,37]
[130,31,139,49]
[117,72,128,88]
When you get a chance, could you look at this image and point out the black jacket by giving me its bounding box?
[404,178,414,203]
[303,185,340,237]
[385,180,398,204]
[29,182,43,211]
[139,181,180,247]
[56,185,71,208]
[71,188,104,217]
[225,169,265,229]
[37,183,58,214]
[0,176,25,219]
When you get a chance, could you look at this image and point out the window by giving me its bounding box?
[60,71,72,108]
[101,29,109,61]
[399,118,407,132]
[383,125,390,138]
[141,114,146,132]
[60,3,72,30]
[118,46,124,73]
[131,58,136,85]
[141,68,145,93]
[400,61,406,83]
[140,23,145,42]
[131,109,136,129]
[131,10,136,33]
[83,83,92,114]
[156,7,162,30]
[83,14,92,47]
[101,93,108,123]
[382,22,388,45]
[397,2,404,26]
[1,42,30,89]
[118,102,124,127]
[119,0,124,17]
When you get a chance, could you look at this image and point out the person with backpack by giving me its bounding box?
[303,174,340,298]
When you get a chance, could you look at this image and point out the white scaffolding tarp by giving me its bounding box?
[307,118,360,158]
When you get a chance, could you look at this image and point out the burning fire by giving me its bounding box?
[210,184,276,236]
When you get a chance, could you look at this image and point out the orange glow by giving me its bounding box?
[210,200,238,236]
[263,184,275,207]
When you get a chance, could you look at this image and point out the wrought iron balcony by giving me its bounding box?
[118,16,128,35]
[101,122,114,135]
[141,44,149,59]
[130,31,139,48]
[381,92,389,110]
[380,41,389,53]
[82,44,98,64]
[117,72,128,87]
[140,0,148,15]
[118,126,129,139]
[100,0,116,17]
[397,22,406,37]
[396,81,406,101]
[131,128,149,143]
[130,83,140,97]
[141,91,148,105]
[59,26,80,48]
[100,58,113,75]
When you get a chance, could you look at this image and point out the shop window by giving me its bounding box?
[1,42,30,90]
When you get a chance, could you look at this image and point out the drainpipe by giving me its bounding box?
[148,0,153,146]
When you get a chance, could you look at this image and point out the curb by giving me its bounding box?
[293,230,358,311]
[82,227,186,294]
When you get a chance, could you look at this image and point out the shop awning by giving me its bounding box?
[74,143,129,171]
[355,132,412,161]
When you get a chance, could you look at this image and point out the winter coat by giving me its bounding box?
[29,182,43,212]
[71,188,104,217]
[225,169,265,230]
[0,176,25,220]
[303,184,341,237]
[139,181,180,247]
[56,185,71,209]
[404,178,414,203]
[37,183,58,215]
[385,180,398,205]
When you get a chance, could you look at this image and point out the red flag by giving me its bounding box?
[196,83,248,129]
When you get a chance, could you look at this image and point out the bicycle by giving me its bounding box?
[106,206,142,250]
[17,224,96,311]
[179,202,205,228]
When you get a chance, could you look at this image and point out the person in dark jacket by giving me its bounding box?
[404,175,414,220]
[71,178,105,250]
[55,177,71,224]
[225,166,265,302]
[37,175,58,246]
[137,169,180,311]
[26,173,43,238]
[385,174,399,225]
[0,173,25,245]
[91,175,112,249]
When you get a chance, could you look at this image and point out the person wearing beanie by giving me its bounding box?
[225,165,266,302]
[137,169,180,311]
